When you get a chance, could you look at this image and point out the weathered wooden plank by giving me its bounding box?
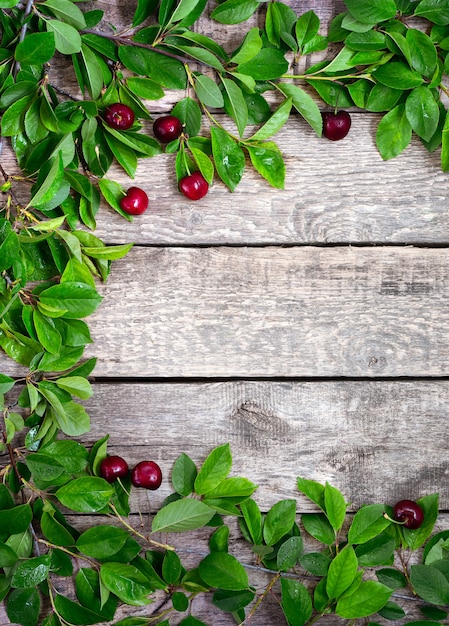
[29,379,447,510]
[2,245,447,378]
[3,114,448,245]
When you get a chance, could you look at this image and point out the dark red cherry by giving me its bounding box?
[393,499,424,529]
[179,172,209,201]
[100,455,129,483]
[120,187,149,215]
[131,461,162,490]
[104,103,135,130]
[321,110,351,141]
[153,115,183,143]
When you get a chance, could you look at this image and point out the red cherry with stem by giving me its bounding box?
[104,103,135,130]
[153,115,183,143]
[321,110,351,141]
[179,171,209,201]
[99,455,129,483]
[131,461,162,490]
[393,499,424,529]
[120,187,149,215]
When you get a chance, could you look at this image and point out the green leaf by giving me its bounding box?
[231,27,262,65]
[0,540,17,567]
[300,551,331,576]
[296,10,320,51]
[246,141,285,189]
[442,108,449,171]
[55,376,92,399]
[172,452,198,496]
[324,482,346,532]
[42,0,86,28]
[0,374,15,395]
[15,32,55,65]
[152,498,215,533]
[119,45,187,89]
[212,588,254,612]
[28,154,64,209]
[343,0,397,24]
[194,443,232,494]
[132,0,158,26]
[211,0,259,25]
[263,499,297,546]
[195,74,224,108]
[414,0,449,25]
[373,61,423,89]
[237,48,289,80]
[221,78,248,137]
[53,594,116,626]
[406,28,437,77]
[46,21,82,54]
[240,498,263,545]
[277,536,304,571]
[376,567,407,590]
[0,504,33,536]
[199,552,248,590]
[80,43,104,99]
[6,587,40,626]
[39,282,102,319]
[250,98,292,141]
[336,580,392,618]
[405,86,439,142]
[33,309,62,355]
[326,545,358,599]
[172,97,202,136]
[56,477,113,512]
[376,104,412,160]
[189,146,214,184]
[354,528,396,566]
[41,511,76,547]
[277,83,322,135]
[100,562,154,606]
[280,578,313,626]
[162,550,182,584]
[211,126,245,191]
[348,503,392,544]
[77,525,129,559]
[301,513,335,545]
[11,554,51,588]
[1,94,34,136]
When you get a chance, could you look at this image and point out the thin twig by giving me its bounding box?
[13,0,35,75]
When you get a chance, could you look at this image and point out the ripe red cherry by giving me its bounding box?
[393,499,424,529]
[131,461,162,490]
[179,172,209,201]
[153,115,183,143]
[104,103,135,130]
[321,110,351,141]
[99,455,129,483]
[120,187,149,215]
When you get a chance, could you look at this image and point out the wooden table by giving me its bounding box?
[1,1,449,623]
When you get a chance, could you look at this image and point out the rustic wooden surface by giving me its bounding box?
[1,0,449,624]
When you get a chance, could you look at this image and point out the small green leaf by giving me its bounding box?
[348,503,392,544]
[172,452,198,496]
[414,0,449,25]
[277,83,322,135]
[231,27,262,64]
[11,554,51,588]
[6,587,40,626]
[301,513,335,545]
[263,499,297,546]
[15,32,55,65]
[46,21,82,54]
[246,141,285,189]
[211,126,245,191]
[251,98,292,141]
[277,536,304,571]
[373,61,423,89]
[280,578,313,626]
[0,374,15,395]
[172,97,202,137]
[199,552,248,590]
[343,0,397,24]
[56,477,113,513]
[191,444,231,494]
[221,78,248,137]
[152,498,215,533]
[326,545,358,599]
[77,525,129,559]
[237,48,289,80]
[405,86,439,142]
[336,580,392,619]
[39,282,102,319]
[211,0,259,25]
[195,74,224,108]
[100,563,153,606]
[324,482,346,532]
[376,104,412,160]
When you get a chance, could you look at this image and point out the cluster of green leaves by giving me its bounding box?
[1,440,449,625]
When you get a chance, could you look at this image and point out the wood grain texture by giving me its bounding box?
[2,245,448,378]
[2,245,447,378]
[75,380,449,510]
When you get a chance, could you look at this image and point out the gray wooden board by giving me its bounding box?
[57,380,449,510]
[3,245,448,378]
[2,117,449,245]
